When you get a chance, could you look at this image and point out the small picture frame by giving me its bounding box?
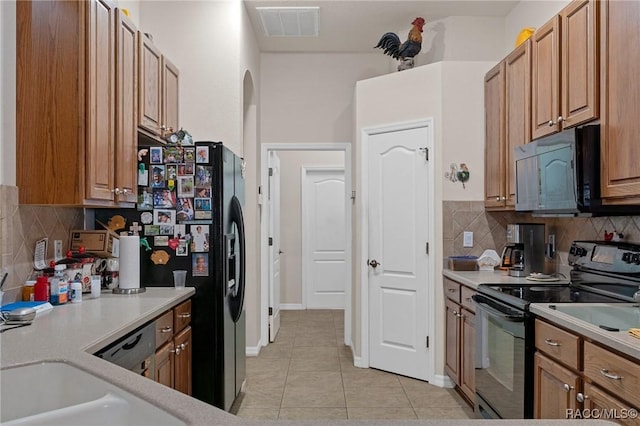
[195,187,211,198]
[173,224,186,239]
[151,165,166,188]
[195,166,212,188]
[150,147,163,164]
[159,225,174,235]
[163,146,183,163]
[154,236,169,246]
[145,225,160,236]
[185,163,195,175]
[138,165,149,186]
[154,209,176,225]
[196,146,209,164]
[184,147,195,162]
[176,198,195,221]
[177,176,195,198]
[194,197,212,211]
[190,224,209,252]
[153,188,176,208]
[137,188,154,211]
[194,210,212,220]
[192,253,209,276]
[166,164,178,180]
[176,240,188,257]
[177,163,188,176]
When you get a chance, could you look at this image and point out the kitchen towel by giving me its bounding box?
[118,235,140,290]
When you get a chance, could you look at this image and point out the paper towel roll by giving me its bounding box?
[118,236,140,289]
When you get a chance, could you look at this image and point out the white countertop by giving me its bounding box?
[0,288,239,425]
[443,269,570,290]
[530,303,640,360]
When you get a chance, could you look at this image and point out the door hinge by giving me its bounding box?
[426,242,429,254]
[268,237,273,246]
[426,336,429,348]
[269,307,273,315]
[268,167,273,176]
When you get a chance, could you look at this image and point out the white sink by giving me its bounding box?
[553,304,640,331]
[0,361,185,425]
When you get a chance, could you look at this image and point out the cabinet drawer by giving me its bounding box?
[584,341,640,409]
[535,320,580,370]
[460,286,476,313]
[444,278,461,303]
[173,299,192,333]
[155,310,174,348]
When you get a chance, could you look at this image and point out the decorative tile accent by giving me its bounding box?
[0,185,84,293]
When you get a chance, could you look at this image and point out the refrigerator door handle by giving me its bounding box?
[227,278,236,292]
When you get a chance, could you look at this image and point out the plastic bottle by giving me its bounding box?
[22,280,36,301]
[34,276,49,302]
[70,282,82,304]
[50,264,68,305]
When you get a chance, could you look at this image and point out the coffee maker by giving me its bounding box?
[500,223,545,277]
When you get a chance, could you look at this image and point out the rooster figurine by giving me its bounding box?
[375,17,426,71]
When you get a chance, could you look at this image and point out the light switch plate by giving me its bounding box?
[463,231,473,248]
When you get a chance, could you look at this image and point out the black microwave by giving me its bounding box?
[514,125,637,216]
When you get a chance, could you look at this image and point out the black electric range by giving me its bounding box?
[473,241,640,420]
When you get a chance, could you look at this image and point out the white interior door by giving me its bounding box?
[368,126,431,380]
[302,168,346,309]
[268,152,281,342]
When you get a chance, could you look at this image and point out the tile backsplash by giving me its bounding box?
[443,200,640,271]
[0,185,84,294]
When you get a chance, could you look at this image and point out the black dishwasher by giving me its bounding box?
[95,321,156,378]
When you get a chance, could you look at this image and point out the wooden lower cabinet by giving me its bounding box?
[581,382,640,426]
[443,278,476,402]
[153,299,192,396]
[534,352,579,418]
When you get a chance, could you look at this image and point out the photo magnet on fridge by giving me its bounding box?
[159,225,174,235]
[138,188,153,211]
[154,209,176,225]
[184,147,195,162]
[192,253,209,276]
[196,146,209,164]
[177,198,194,221]
[150,147,163,164]
[176,240,188,257]
[190,224,209,252]
[177,176,195,198]
[151,165,166,188]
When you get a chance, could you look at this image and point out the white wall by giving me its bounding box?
[1,0,16,186]
[139,1,243,155]
[503,0,570,55]
[277,151,345,306]
[260,53,389,144]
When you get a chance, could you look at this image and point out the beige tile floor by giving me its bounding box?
[236,309,474,421]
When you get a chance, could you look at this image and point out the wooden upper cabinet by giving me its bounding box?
[484,62,506,209]
[532,0,598,140]
[600,0,640,201]
[139,33,163,135]
[531,16,561,139]
[162,57,180,134]
[138,34,179,139]
[17,0,126,206]
[505,40,532,207]
[561,0,598,127]
[115,9,138,204]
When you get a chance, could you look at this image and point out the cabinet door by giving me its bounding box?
[459,308,475,402]
[155,341,174,389]
[561,0,598,128]
[162,57,179,134]
[582,383,640,426]
[484,62,506,209]
[534,352,579,419]
[600,0,640,201]
[174,326,192,396]
[505,40,531,207]
[531,16,561,139]
[445,299,461,384]
[86,0,116,202]
[115,8,138,204]
[138,33,163,135]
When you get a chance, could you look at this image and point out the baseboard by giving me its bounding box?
[246,338,263,357]
[431,373,455,388]
[280,303,304,310]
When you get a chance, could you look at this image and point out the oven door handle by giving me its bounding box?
[472,295,525,322]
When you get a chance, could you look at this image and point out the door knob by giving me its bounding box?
[369,259,380,268]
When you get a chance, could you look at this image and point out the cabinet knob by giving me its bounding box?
[576,393,589,403]
[548,120,555,127]
[563,383,574,391]
[496,196,500,201]
[557,116,564,123]
[501,196,506,201]
[171,346,181,355]
[111,188,121,195]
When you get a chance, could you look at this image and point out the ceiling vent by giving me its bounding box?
[256,6,319,37]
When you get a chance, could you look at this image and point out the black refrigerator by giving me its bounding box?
[95,141,246,411]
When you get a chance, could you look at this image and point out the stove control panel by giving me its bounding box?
[569,241,640,275]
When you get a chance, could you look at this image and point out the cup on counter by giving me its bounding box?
[173,270,187,289]
[90,275,101,298]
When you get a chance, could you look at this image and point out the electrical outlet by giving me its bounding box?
[463,231,473,248]
[54,240,63,261]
